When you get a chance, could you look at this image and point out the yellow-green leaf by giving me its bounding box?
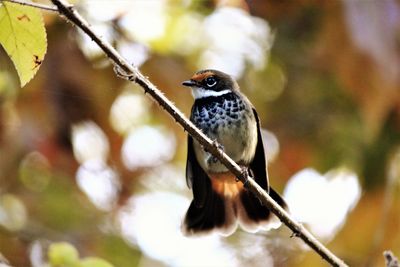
[48,242,80,267]
[0,1,47,87]
[80,257,114,267]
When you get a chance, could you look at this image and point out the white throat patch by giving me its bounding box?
[191,88,231,99]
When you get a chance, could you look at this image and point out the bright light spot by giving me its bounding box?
[234,233,275,267]
[199,7,273,78]
[0,194,27,231]
[343,0,400,84]
[261,129,280,162]
[117,41,149,68]
[30,240,46,267]
[71,121,109,164]
[122,126,176,170]
[118,192,237,267]
[76,160,121,211]
[76,2,272,79]
[138,164,186,192]
[388,146,400,186]
[0,259,12,267]
[199,50,244,78]
[80,0,132,22]
[109,91,151,135]
[77,23,114,59]
[170,13,204,55]
[119,1,167,43]
[283,168,361,241]
[77,0,158,66]
[19,151,51,192]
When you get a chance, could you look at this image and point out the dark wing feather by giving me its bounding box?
[186,135,210,208]
[248,108,269,192]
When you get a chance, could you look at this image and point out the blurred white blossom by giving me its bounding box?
[283,168,361,241]
[79,0,132,22]
[343,0,400,84]
[138,164,186,192]
[77,1,272,78]
[77,23,114,59]
[29,241,47,267]
[77,0,153,65]
[71,121,109,164]
[119,1,167,43]
[76,160,121,211]
[122,126,176,170]
[118,192,238,267]
[117,41,149,68]
[71,121,122,211]
[199,7,273,78]
[109,90,151,135]
[0,194,27,231]
[261,129,280,162]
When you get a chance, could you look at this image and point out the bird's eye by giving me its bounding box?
[205,76,217,87]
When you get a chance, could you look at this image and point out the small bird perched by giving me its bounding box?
[182,69,287,236]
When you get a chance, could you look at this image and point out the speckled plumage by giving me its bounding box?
[190,92,257,173]
[191,92,245,129]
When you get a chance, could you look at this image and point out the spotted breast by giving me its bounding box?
[190,92,258,173]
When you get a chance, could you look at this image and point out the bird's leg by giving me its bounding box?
[238,166,253,187]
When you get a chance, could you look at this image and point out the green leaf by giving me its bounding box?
[80,257,114,267]
[48,242,80,267]
[0,1,47,87]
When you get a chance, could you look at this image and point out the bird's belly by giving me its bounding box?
[194,115,257,173]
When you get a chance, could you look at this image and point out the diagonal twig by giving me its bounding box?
[4,0,349,266]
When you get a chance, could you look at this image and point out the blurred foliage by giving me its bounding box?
[0,0,400,267]
[48,242,114,267]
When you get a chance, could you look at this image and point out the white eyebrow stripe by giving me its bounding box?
[191,88,231,99]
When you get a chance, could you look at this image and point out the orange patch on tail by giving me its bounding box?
[210,172,244,198]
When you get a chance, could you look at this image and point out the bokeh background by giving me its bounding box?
[1,0,400,266]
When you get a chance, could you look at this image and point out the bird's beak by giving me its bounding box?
[182,80,197,87]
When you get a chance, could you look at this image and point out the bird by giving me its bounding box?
[182,69,287,236]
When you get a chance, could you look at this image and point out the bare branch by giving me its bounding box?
[8,0,348,266]
[0,0,58,12]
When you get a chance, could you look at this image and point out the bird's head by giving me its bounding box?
[182,69,239,99]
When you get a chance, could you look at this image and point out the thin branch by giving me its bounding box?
[0,0,58,12]
[9,0,348,266]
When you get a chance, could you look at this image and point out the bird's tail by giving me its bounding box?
[182,174,287,236]
[236,186,287,233]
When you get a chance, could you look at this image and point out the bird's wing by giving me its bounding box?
[248,108,269,192]
[186,135,210,207]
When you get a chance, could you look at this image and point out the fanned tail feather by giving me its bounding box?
[183,177,287,235]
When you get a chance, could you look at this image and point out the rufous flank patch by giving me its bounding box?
[210,172,244,198]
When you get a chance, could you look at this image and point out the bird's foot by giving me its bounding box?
[212,140,224,152]
[238,166,252,187]
[207,154,219,164]
[205,140,224,153]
